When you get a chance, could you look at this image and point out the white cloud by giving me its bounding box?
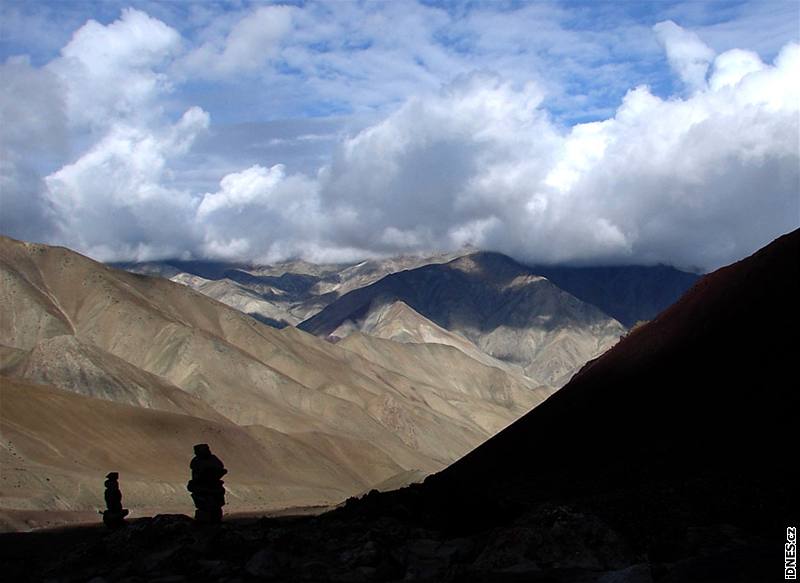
[308,38,799,269]
[708,48,765,91]
[1,7,798,272]
[43,107,209,261]
[0,56,65,240]
[314,74,559,254]
[180,5,294,78]
[196,163,321,261]
[47,7,181,129]
[654,20,716,92]
[197,164,288,218]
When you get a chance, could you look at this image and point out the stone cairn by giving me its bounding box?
[187,443,227,523]
[101,472,129,529]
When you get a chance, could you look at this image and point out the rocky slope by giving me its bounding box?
[0,236,549,526]
[301,252,626,386]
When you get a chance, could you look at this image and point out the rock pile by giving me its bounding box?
[101,472,129,529]
[187,444,227,524]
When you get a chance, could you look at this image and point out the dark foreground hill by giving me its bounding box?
[430,227,797,507]
[1,230,797,582]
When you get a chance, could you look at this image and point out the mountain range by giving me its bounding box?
[300,252,626,386]
[0,236,545,530]
[121,252,698,388]
[1,235,700,531]
[2,230,792,581]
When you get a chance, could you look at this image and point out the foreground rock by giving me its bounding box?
[0,499,769,582]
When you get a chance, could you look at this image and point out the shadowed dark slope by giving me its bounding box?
[526,264,699,327]
[300,252,608,336]
[422,228,798,516]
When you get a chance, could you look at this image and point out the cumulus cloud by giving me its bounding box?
[47,8,181,129]
[43,107,209,261]
[708,48,765,91]
[654,20,716,92]
[196,164,321,261]
[189,38,798,270]
[315,74,559,254]
[231,36,795,269]
[551,41,799,268]
[2,8,798,272]
[180,5,294,77]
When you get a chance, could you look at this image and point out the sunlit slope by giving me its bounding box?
[0,378,373,514]
[0,235,549,518]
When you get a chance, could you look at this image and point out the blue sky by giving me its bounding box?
[1,1,798,268]
[4,1,796,124]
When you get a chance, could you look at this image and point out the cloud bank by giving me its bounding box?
[1,5,798,271]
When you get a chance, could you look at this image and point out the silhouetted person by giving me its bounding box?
[187,443,227,523]
[101,472,129,529]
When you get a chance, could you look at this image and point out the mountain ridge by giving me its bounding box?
[0,235,550,524]
[300,251,626,386]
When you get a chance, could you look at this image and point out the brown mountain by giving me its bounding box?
[0,236,549,529]
[2,232,793,582]
[300,252,626,386]
[117,251,464,328]
[526,263,700,327]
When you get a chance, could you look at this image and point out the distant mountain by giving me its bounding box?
[300,252,625,387]
[116,251,464,328]
[0,236,547,525]
[527,263,700,327]
[169,272,298,327]
[332,300,525,375]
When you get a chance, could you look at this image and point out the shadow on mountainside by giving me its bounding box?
[300,252,620,336]
[2,230,796,582]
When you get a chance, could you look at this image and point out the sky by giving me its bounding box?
[0,0,798,271]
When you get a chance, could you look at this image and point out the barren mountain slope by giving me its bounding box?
[301,252,625,386]
[0,378,381,519]
[170,273,298,327]
[118,250,466,328]
[4,334,228,422]
[332,300,525,375]
[0,236,547,522]
[337,333,554,435]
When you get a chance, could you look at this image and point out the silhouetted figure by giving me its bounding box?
[187,443,227,523]
[101,472,129,529]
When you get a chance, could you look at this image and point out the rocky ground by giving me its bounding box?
[0,478,774,583]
